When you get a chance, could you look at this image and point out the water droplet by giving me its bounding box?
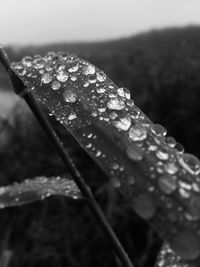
[88,74,97,84]
[179,188,190,198]
[82,64,96,75]
[148,144,157,151]
[187,196,200,221]
[98,107,106,113]
[126,175,135,185]
[51,80,61,90]
[175,142,185,154]
[70,74,77,81]
[164,162,178,174]
[63,89,77,103]
[56,70,68,82]
[117,87,131,99]
[96,71,106,82]
[171,231,200,260]
[107,98,125,110]
[165,136,176,148]
[41,73,53,84]
[68,62,79,73]
[68,112,77,120]
[129,123,147,141]
[113,116,131,131]
[96,87,106,93]
[33,58,46,69]
[158,175,177,194]
[156,148,169,160]
[178,153,200,175]
[126,144,143,161]
[22,56,33,67]
[132,193,156,219]
[83,81,89,87]
[109,112,118,120]
[150,124,167,136]
[110,177,121,188]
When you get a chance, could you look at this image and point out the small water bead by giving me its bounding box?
[132,193,156,219]
[51,80,61,90]
[126,175,135,185]
[41,73,53,84]
[98,107,106,113]
[56,70,68,82]
[70,74,77,81]
[128,123,147,141]
[22,56,33,67]
[109,112,118,120]
[68,113,77,120]
[150,124,167,136]
[148,144,158,151]
[113,116,131,131]
[63,89,77,103]
[96,87,106,94]
[88,74,97,84]
[82,64,96,75]
[165,136,176,148]
[45,61,54,71]
[110,177,121,188]
[186,196,200,221]
[171,231,200,260]
[179,188,190,198]
[126,143,144,161]
[33,58,46,69]
[178,153,200,175]
[68,62,79,73]
[156,148,169,161]
[107,98,125,110]
[158,175,177,194]
[175,142,185,154]
[117,87,131,99]
[83,81,90,87]
[96,71,106,82]
[164,162,178,174]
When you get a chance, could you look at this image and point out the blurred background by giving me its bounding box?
[1,0,200,266]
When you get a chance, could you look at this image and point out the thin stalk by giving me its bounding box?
[0,48,134,267]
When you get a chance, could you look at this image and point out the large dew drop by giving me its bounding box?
[171,231,200,260]
[158,175,177,194]
[126,143,144,161]
[107,98,125,110]
[41,73,53,84]
[132,193,156,219]
[128,123,147,141]
[113,116,131,131]
[63,89,77,103]
[178,153,200,175]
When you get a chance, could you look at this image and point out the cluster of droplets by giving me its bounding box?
[0,176,81,209]
[11,51,200,262]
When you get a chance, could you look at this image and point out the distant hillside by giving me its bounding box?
[2,26,200,154]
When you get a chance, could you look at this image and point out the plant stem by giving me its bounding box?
[0,48,135,267]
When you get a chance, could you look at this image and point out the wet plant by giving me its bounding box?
[0,48,200,267]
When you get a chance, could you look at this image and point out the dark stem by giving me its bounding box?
[0,48,135,267]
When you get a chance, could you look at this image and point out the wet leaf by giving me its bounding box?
[11,52,200,265]
[155,243,189,267]
[0,176,81,208]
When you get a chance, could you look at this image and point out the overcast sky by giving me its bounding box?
[1,0,200,45]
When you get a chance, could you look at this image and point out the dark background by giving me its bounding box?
[0,26,200,267]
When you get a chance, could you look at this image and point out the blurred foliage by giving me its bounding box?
[1,26,200,266]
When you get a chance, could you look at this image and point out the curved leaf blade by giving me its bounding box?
[11,52,200,265]
[0,176,81,208]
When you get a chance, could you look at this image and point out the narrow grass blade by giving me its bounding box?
[0,176,81,208]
